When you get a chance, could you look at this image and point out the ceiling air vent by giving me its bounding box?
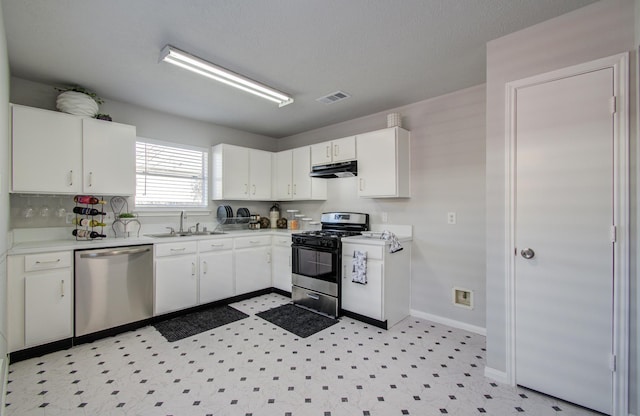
[316,91,351,105]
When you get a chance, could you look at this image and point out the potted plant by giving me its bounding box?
[55,85,104,117]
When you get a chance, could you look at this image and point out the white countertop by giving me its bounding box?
[8,229,293,255]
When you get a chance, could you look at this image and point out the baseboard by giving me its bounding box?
[410,309,486,336]
[484,366,509,384]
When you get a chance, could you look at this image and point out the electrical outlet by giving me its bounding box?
[381,212,388,223]
[104,212,114,222]
[447,212,456,225]
[65,212,74,224]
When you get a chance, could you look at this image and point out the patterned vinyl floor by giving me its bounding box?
[5,293,601,416]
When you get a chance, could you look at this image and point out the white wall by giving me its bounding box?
[485,0,637,413]
[0,0,11,381]
[279,85,487,331]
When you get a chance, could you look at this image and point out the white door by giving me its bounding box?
[154,256,198,315]
[514,68,614,414]
[249,149,272,200]
[24,270,72,346]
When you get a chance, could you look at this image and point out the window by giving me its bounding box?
[135,139,208,208]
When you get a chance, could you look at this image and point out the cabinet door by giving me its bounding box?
[235,246,272,295]
[292,146,312,199]
[155,255,198,315]
[332,136,356,163]
[199,250,234,303]
[272,245,292,292]
[12,105,82,193]
[249,149,272,200]
[83,119,136,195]
[24,270,72,346]
[220,145,250,199]
[311,142,332,166]
[274,150,293,200]
[356,129,397,197]
[341,255,384,320]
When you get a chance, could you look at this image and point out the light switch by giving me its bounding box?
[447,212,456,225]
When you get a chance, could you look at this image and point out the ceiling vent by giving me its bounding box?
[316,91,351,105]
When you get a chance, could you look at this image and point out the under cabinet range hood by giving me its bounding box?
[309,160,357,178]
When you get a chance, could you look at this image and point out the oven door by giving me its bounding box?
[291,244,339,284]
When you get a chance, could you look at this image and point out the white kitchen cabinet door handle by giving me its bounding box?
[170,248,186,252]
[293,184,297,195]
[88,171,93,187]
[343,264,346,278]
[359,178,365,191]
[210,243,224,248]
[249,240,260,244]
[60,280,65,297]
[288,255,291,267]
[244,183,249,194]
[252,184,256,195]
[325,145,330,158]
[191,262,196,276]
[267,252,272,264]
[203,261,208,274]
[287,184,291,195]
[68,170,74,186]
[334,144,339,157]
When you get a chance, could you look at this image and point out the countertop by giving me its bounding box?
[8,228,294,255]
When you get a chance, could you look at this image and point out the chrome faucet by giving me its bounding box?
[179,210,185,233]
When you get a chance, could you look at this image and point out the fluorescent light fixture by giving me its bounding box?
[160,45,294,107]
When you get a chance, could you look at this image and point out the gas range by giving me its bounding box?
[290,212,369,318]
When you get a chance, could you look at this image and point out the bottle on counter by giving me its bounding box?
[72,229,107,239]
[72,207,106,216]
[72,218,106,227]
[73,195,106,205]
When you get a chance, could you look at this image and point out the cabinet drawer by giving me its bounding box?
[342,244,384,260]
[198,238,233,252]
[24,251,72,271]
[155,241,198,257]
[234,235,272,249]
[272,235,292,247]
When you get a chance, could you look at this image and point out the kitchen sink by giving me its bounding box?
[146,231,227,238]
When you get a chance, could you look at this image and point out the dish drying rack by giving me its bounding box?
[110,196,141,238]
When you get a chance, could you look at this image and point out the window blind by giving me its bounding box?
[136,140,208,207]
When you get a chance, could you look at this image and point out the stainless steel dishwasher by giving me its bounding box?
[75,245,153,337]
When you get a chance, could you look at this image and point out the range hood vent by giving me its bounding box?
[310,160,357,178]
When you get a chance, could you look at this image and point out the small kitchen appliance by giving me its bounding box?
[291,212,369,318]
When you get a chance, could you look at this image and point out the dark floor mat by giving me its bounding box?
[256,303,338,338]
[154,305,249,342]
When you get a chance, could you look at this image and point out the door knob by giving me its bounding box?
[520,248,535,259]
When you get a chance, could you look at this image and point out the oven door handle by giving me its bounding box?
[306,293,320,300]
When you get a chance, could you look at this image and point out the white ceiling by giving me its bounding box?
[2,0,597,138]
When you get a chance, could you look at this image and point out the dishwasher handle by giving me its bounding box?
[80,247,151,258]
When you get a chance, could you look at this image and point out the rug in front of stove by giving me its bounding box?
[256,303,338,338]
[154,305,249,342]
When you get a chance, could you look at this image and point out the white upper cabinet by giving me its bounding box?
[311,135,356,166]
[275,146,326,201]
[274,149,293,200]
[12,104,83,193]
[11,104,137,195]
[212,144,272,200]
[82,118,136,195]
[356,127,410,198]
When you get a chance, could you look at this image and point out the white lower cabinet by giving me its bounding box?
[198,239,234,303]
[272,235,292,292]
[154,241,198,315]
[25,271,72,346]
[7,251,73,352]
[235,236,272,295]
[341,240,411,328]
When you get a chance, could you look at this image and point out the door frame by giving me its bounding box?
[504,53,629,415]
